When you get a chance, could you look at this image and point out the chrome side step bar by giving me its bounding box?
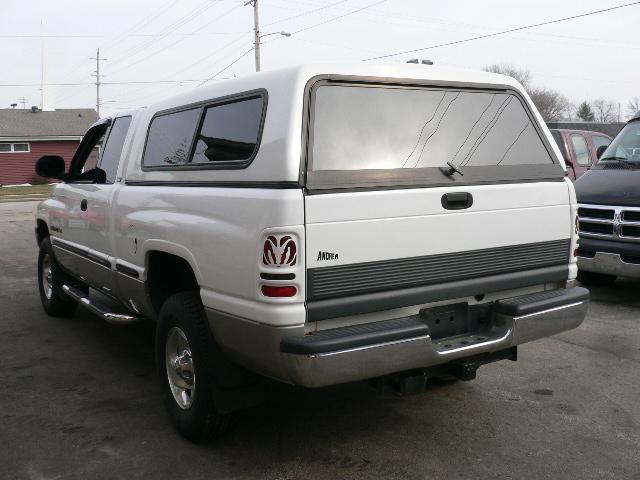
[62,284,141,325]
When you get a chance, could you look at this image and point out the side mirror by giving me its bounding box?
[596,145,608,159]
[35,155,66,179]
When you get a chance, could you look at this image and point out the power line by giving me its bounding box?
[260,0,389,50]
[0,30,245,38]
[290,0,390,35]
[198,48,254,87]
[0,78,232,87]
[107,0,223,69]
[103,0,180,50]
[106,33,253,104]
[363,1,640,61]
[262,0,352,28]
[107,2,243,76]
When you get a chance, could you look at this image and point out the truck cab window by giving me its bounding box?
[570,134,591,166]
[99,116,132,183]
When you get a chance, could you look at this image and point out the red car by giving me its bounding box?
[549,129,612,181]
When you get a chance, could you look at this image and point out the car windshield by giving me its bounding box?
[595,121,640,168]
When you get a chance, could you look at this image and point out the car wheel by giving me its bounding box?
[577,269,617,286]
[38,237,84,317]
[156,291,234,442]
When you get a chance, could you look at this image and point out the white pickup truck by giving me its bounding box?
[34,63,589,441]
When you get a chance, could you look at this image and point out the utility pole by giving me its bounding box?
[244,0,290,72]
[18,97,28,109]
[245,0,261,72]
[90,49,107,117]
[40,19,44,109]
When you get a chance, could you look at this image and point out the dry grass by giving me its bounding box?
[0,184,54,197]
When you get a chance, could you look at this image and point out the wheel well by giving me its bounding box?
[36,220,49,246]
[147,251,200,315]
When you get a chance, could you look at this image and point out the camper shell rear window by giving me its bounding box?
[305,80,563,191]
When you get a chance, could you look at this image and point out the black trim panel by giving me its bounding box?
[87,252,111,269]
[260,272,296,280]
[125,180,300,189]
[281,316,428,355]
[306,165,564,192]
[307,265,569,322]
[51,239,86,258]
[308,240,570,301]
[52,240,111,269]
[115,263,140,279]
[303,177,565,194]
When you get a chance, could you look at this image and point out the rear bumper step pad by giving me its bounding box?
[493,286,589,316]
[281,317,428,355]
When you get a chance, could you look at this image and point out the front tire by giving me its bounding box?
[38,237,81,317]
[156,291,234,442]
[577,269,617,286]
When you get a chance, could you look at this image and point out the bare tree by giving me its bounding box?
[483,64,570,120]
[628,97,640,118]
[483,64,532,89]
[529,87,571,121]
[592,98,617,123]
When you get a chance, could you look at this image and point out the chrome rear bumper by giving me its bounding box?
[282,298,587,387]
[208,287,589,388]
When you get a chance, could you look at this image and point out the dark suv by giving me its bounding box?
[550,129,612,181]
[574,112,640,283]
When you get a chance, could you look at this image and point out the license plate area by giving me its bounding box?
[419,303,492,340]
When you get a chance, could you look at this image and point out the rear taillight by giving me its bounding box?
[263,235,297,267]
[261,285,297,298]
[260,232,299,299]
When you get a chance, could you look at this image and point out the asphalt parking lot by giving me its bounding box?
[1,201,639,480]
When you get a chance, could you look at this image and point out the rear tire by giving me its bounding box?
[38,237,82,317]
[156,291,234,442]
[577,269,616,286]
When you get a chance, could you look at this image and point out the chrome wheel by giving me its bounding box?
[41,253,53,300]
[165,326,196,409]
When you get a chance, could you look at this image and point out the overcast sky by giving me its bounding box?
[1,0,638,118]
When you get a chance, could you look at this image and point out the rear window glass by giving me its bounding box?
[310,85,554,171]
[191,96,264,164]
[143,94,265,169]
[143,108,200,167]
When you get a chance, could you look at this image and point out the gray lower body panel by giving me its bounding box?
[207,287,588,388]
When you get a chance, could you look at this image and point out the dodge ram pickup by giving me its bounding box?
[575,111,640,283]
[34,63,589,442]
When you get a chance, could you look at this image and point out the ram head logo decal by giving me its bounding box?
[263,235,297,267]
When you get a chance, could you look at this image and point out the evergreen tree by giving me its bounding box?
[576,101,595,121]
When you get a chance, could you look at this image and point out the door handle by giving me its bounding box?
[80,199,88,211]
[441,192,473,210]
